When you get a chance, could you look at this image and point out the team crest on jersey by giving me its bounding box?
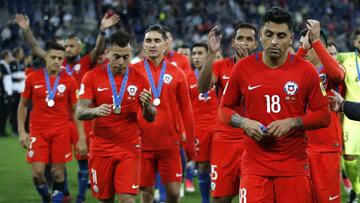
[127,85,138,96]
[163,74,173,84]
[284,81,298,96]
[57,84,66,93]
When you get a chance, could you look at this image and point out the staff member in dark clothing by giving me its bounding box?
[0,50,13,136]
[329,89,360,121]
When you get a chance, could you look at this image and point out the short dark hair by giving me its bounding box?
[45,41,65,52]
[233,22,258,40]
[354,30,360,38]
[300,28,328,47]
[1,50,11,60]
[110,31,131,47]
[178,44,190,49]
[163,26,171,34]
[145,24,167,40]
[67,34,81,44]
[327,42,337,48]
[192,42,208,52]
[261,7,294,32]
[12,47,23,57]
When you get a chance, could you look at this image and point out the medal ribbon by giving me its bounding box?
[107,64,129,108]
[65,64,75,76]
[355,50,360,82]
[43,69,61,102]
[144,59,167,100]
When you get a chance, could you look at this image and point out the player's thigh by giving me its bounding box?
[88,155,116,200]
[194,128,214,162]
[114,149,141,195]
[274,176,315,203]
[27,134,50,164]
[158,149,182,184]
[140,151,157,187]
[309,152,341,203]
[239,175,274,203]
[118,193,136,203]
[51,132,72,164]
[210,140,244,197]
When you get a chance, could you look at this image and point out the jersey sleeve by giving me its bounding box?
[81,54,92,70]
[219,62,243,123]
[22,73,33,99]
[79,71,94,100]
[69,77,78,105]
[301,65,331,129]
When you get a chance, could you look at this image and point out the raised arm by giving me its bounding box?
[89,13,120,63]
[198,26,222,93]
[15,14,46,59]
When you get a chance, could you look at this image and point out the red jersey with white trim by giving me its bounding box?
[22,69,78,134]
[133,58,195,151]
[187,69,218,127]
[307,66,343,152]
[212,57,245,141]
[79,65,150,156]
[221,52,329,176]
[63,54,92,86]
[166,51,192,77]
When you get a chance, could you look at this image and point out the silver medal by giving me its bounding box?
[153,98,160,106]
[47,100,55,107]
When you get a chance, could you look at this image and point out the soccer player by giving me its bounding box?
[189,42,218,203]
[297,20,345,203]
[15,13,119,203]
[336,30,360,203]
[76,31,155,203]
[17,42,87,203]
[198,22,258,203]
[132,25,195,203]
[219,7,331,203]
[177,45,191,62]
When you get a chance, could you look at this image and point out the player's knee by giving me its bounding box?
[32,170,45,184]
[51,167,65,182]
[118,194,136,203]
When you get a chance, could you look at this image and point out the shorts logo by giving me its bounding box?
[163,74,173,84]
[64,153,72,158]
[211,182,216,191]
[28,150,34,158]
[127,85,138,96]
[57,84,66,93]
[93,185,99,193]
[176,173,182,177]
[131,184,139,189]
[329,195,339,201]
[284,81,298,96]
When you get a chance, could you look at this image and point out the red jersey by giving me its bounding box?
[62,54,92,86]
[22,69,78,134]
[187,69,218,127]
[79,65,150,156]
[212,57,245,141]
[133,58,195,151]
[166,51,192,77]
[221,52,330,176]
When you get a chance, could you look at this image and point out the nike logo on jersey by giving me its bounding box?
[97,87,109,92]
[222,75,229,80]
[176,173,182,177]
[131,184,139,189]
[190,84,197,89]
[34,85,43,89]
[64,153,72,158]
[248,85,262,90]
[328,195,339,201]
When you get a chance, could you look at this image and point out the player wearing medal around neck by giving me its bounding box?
[17,42,86,203]
[132,25,195,203]
[76,31,156,203]
[219,7,331,203]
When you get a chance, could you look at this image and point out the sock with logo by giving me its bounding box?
[198,172,210,203]
[52,181,65,203]
[35,184,50,203]
[77,160,89,203]
[345,159,360,194]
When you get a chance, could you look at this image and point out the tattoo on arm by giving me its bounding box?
[230,114,246,128]
[76,99,96,120]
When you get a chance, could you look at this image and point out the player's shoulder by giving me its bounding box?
[27,68,44,78]
[233,53,259,71]
[80,54,91,62]
[291,54,317,71]
[213,57,233,67]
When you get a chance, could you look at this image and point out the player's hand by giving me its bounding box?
[139,88,152,108]
[328,89,344,112]
[306,19,321,43]
[19,131,30,149]
[234,43,251,59]
[266,118,297,138]
[15,14,30,30]
[300,30,312,50]
[100,13,120,31]
[76,138,88,157]
[242,119,267,141]
[94,104,112,117]
[208,26,222,54]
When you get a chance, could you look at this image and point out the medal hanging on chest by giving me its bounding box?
[144,59,167,106]
[43,69,61,108]
[107,64,129,115]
